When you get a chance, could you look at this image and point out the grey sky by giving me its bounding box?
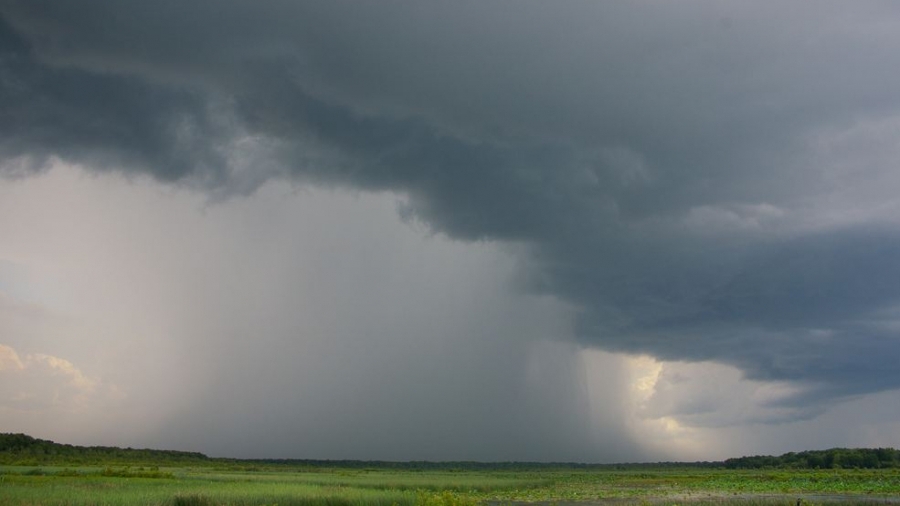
[2,1,900,460]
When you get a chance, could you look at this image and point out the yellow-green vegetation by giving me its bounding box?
[1,465,900,506]
[3,435,900,506]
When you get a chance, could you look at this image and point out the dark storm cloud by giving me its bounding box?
[0,17,229,182]
[3,0,900,421]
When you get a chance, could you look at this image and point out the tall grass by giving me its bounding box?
[2,465,899,506]
[0,475,417,506]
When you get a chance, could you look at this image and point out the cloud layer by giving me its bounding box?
[3,1,900,455]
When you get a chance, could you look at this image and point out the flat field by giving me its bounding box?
[1,464,899,506]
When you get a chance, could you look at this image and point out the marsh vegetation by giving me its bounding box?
[1,434,899,506]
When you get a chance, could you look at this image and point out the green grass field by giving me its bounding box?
[2,464,899,506]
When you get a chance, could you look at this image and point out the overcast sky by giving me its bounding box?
[3,1,900,462]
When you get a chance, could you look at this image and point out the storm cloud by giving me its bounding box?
[3,1,900,458]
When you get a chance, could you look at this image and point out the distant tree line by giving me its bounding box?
[724,448,900,469]
[0,433,718,469]
[3,433,898,470]
[0,433,209,465]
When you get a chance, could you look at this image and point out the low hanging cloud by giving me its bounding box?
[637,360,824,428]
[3,0,900,441]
